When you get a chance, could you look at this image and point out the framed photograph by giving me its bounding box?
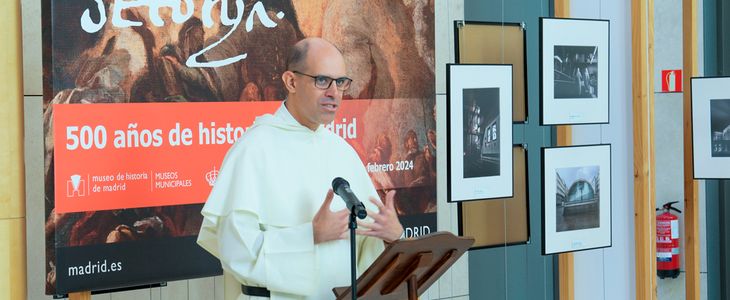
[691,76,730,179]
[455,21,528,123]
[459,145,530,250]
[447,64,513,202]
[540,17,610,125]
[542,144,612,255]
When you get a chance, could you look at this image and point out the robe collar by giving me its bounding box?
[276,100,324,133]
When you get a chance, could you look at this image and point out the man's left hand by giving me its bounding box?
[356,190,404,243]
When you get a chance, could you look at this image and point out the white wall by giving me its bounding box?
[570,0,709,299]
[569,1,635,299]
[21,0,467,299]
[651,0,709,298]
[652,0,708,279]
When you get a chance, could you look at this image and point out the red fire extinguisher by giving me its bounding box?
[656,201,681,279]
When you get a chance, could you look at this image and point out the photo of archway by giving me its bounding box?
[555,165,600,232]
[542,144,611,255]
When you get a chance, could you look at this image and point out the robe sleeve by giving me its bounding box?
[197,135,318,296]
[356,235,385,274]
[214,211,317,295]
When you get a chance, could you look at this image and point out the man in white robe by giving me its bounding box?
[197,38,404,300]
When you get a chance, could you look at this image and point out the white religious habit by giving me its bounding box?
[197,102,385,300]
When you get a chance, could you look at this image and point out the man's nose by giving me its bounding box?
[324,82,340,98]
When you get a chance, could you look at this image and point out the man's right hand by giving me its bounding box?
[312,189,350,244]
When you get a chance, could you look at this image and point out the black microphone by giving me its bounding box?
[332,177,367,219]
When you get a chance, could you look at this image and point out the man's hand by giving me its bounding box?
[356,190,404,243]
[312,189,350,244]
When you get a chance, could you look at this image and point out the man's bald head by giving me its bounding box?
[281,37,348,131]
[286,37,343,72]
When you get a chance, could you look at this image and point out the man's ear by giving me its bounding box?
[282,71,296,93]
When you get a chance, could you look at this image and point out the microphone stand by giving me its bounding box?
[349,210,357,300]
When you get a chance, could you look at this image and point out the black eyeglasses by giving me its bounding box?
[292,71,353,91]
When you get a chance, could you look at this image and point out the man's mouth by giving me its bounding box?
[321,103,338,112]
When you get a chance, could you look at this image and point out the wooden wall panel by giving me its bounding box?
[0,0,24,219]
[632,0,657,299]
[0,219,27,300]
[0,1,27,300]
[683,0,700,298]
[554,1,574,300]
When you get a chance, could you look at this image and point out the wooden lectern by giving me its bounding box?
[332,232,474,300]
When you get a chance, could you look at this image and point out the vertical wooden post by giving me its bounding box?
[554,1,574,300]
[683,0,700,298]
[69,291,92,300]
[632,0,657,298]
[557,124,574,300]
[0,0,26,299]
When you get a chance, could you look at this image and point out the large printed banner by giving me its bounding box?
[44,0,435,295]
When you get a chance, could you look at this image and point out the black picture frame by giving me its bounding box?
[691,76,730,179]
[446,63,514,202]
[540,17,610,125]
[541,144,612,255]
